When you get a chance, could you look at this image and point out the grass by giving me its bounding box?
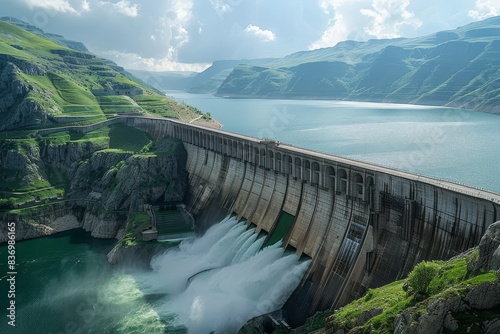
[122,212,152,247]
[132,94,178,118]
[9,186,65,205]
[327,280,411,333]
[98,95,144,115]
[0,21,66,61]
[7,201,67,216]
[325,251,499,333]
[108,123,151,152]
[43,131,71,145]
[67,127,110,147]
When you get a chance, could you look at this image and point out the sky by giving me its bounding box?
[1,0,499,72]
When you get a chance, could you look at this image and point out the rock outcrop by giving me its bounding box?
[393,278,500,334]
[0,131,188,241]
[0,59,51,130]
[0,205,75,242]
[392,222,500,334]
[475,221,500,272]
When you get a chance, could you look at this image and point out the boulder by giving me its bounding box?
[476,221,500,272]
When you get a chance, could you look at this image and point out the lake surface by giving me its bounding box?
[167,91,500,193]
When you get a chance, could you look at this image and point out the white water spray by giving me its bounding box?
[147,216,311,333]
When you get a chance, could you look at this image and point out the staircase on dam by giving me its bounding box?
[126,116,500,326]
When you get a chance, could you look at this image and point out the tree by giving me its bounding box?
[407,261,440,295]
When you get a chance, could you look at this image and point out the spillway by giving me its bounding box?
[144,216,311,333]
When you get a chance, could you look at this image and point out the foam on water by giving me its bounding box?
[145,216,311,333]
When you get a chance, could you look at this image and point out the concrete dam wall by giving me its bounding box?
[129,117,500,322]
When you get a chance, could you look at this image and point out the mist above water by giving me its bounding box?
[8,218,310,333]
[147,216,311,333]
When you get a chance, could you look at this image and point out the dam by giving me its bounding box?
[45,116,500,322]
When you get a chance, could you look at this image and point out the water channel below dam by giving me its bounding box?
[0,217,309,333]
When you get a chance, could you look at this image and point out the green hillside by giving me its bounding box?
[0,19,217,204]
[198,16,500,113]
[291,249,500,334]
[0,19,210,130]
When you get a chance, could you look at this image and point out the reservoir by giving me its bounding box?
[167,91,500,193]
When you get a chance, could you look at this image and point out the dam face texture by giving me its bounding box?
[129,117,500,324]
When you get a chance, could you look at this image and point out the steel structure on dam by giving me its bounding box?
[127,117,500,320]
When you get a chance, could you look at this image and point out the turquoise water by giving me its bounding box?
[168,92,500,193]
[0,219,309,333]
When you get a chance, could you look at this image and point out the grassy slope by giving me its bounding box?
[294,251,499,333]
[0,20,212,128]
[213,17,500,112]
[0,20,218,204]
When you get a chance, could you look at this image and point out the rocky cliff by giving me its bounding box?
[0,126,188,242]
[0,59,50,130]
[305,221,500,334]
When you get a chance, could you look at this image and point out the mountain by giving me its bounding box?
[127,69,198,91]
[186,58,277,93]
[201,16,500,114]
[0,19,217,242]
[1,17,88,52]
[0,18,213,131]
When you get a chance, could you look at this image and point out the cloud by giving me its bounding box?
[310,0,423,50]
[81,0,90,11]
[21,0,79,14]
[244,24,276,42]
[102,50,210,71]
[100,0,139,17]
[361,0,422,39]
[210,0,232,17]
[309,0,365,49]
[469,0,500,20]
[164,0,193,60]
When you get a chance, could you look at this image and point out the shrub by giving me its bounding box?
[0,198,15,209]
[407,261,440,295]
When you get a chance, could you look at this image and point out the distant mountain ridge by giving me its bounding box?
[1,17,88,52]
[154,16,499,114]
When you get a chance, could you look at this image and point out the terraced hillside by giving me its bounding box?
[0,19,218,215]
[0,19,213,130]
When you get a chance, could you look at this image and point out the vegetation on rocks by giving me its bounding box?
[0,19,198,241]
[121,212,151,247]
[300,235,500,334]
[0,18,216,131]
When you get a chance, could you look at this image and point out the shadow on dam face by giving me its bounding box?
[129,117,500,325]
